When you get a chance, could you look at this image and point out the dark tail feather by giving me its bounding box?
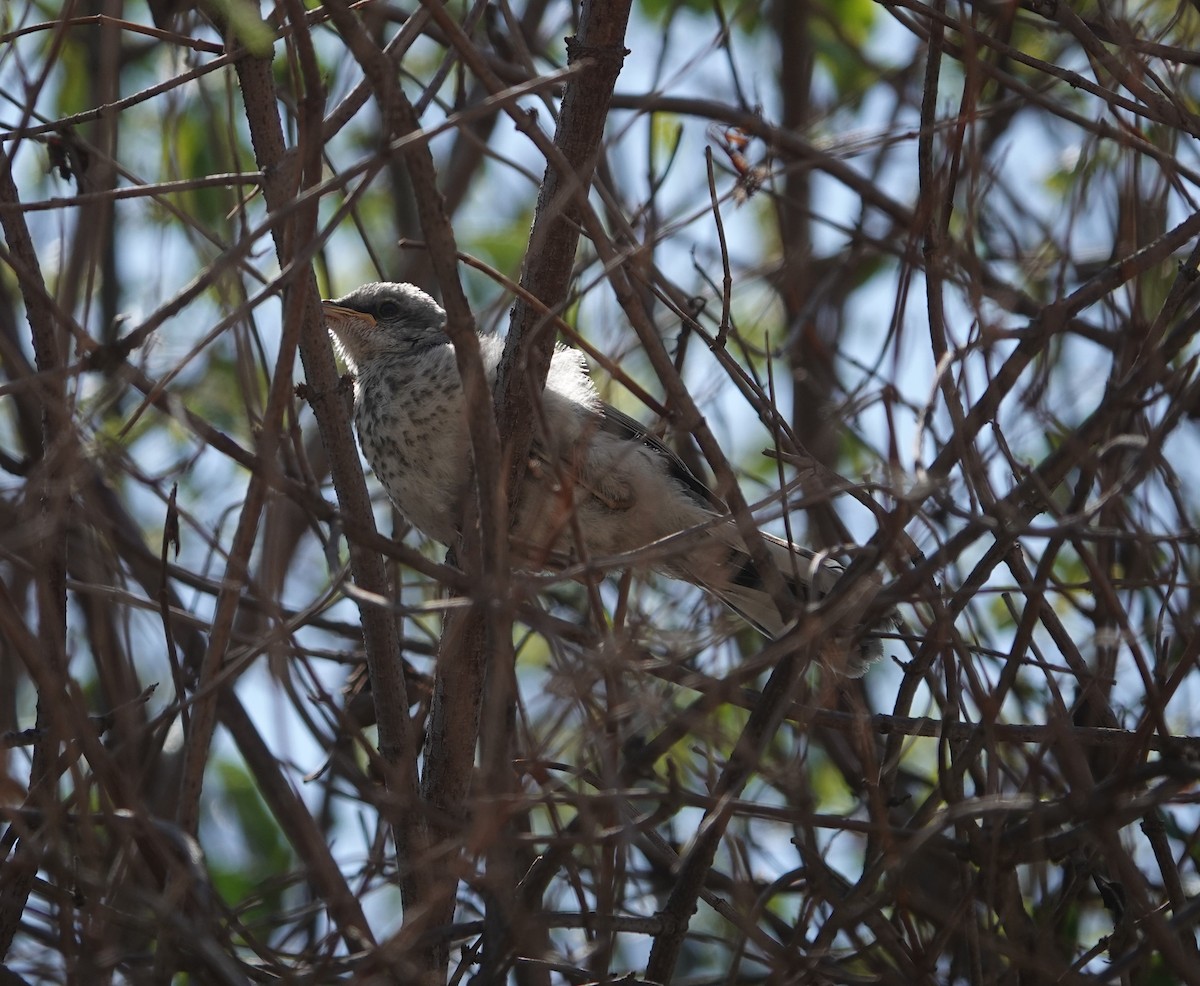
[685,530,885,677]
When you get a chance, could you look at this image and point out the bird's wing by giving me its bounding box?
[595,403,724,512]
[527,399,886,674]
[526,401,719,513]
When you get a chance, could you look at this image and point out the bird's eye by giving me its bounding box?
[377,300,402,320]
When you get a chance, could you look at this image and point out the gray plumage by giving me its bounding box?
[323,281,883,675]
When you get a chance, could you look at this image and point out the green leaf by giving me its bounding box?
[206,759,293,922]
[650,113,684,179]
[207,0,275,57]
[638,0,764,32]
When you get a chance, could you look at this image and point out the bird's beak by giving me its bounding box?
[320,301,376,327]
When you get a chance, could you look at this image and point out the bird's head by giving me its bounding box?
[322,281,447,372]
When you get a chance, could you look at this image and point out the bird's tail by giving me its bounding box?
[679,527,886,677]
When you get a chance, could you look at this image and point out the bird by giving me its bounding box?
[322,281,885,675]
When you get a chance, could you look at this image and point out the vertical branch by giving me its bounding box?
[321,4,504,977]
[0,150,69,959]
[221,2,428,925]
[494,1,633,441]
[486,4,632,979]
[775,0,843,548]
[172,57,311,837]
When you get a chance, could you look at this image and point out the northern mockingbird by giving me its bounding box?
[323,281,885,674]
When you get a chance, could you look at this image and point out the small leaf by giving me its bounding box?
[208,0,275,57]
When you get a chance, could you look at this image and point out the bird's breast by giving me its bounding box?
[352,362,469,545]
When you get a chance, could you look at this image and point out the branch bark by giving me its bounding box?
[0,143,69,960]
